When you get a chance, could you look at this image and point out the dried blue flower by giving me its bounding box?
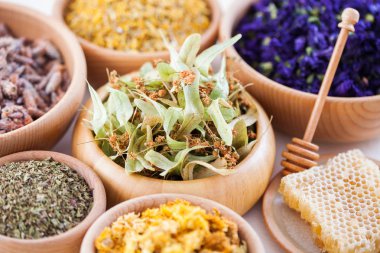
[234,0,380,97]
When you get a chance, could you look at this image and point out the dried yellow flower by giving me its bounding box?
[65,0,211,52]
[95,200,247,253]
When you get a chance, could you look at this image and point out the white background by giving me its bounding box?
[3,0,380,252]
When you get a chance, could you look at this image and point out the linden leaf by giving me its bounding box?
[210,56,229,100]
[195,34,242,75]
[176,69,204,137]
[232,119,248,149]
[179,33,202,67]
[107,87,133,126]
[207,99,233,146]
[88,84,107,135]
[156,62,176,82]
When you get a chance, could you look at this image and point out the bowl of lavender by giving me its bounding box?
[0,3,86,155]
[220,0,380,143]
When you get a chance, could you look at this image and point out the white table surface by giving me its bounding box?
[5,0,380,252]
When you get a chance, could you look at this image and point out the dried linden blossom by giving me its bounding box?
[95,200,247,253]
[87,33,258,180]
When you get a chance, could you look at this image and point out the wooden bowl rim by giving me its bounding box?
[73,71,273,184]
[53,0,221,59]
[0,2,87,138]
[81,193,265,253]
[0,151,106,245]
[219,0,380,103]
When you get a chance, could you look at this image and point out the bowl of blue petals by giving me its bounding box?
[220,0,380,143]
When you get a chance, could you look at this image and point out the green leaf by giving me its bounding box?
[134,99,158,116]
[207,99,233,145]
[210,56,229,100]
[232,119,248,149]
[181,159,236,180]
[139,62,154,77]
[125,158,144,173]
[179,33,201,67]
[161,33,188,71]
[107,88,133,126]
[228,108,257,128]
[144,150,177,171]
[176,69,204,137]
[163,107,186,150]
[195,34,242,75]
[160,145,205,177]
[156,62,176,82]
[237,140,257,160]
[88,84,107,135]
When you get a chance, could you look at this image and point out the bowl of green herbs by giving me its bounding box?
[0,151,106,253]
[72,33,275,215]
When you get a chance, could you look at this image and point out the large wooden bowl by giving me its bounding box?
[219,0,380,143]
[53,0,221,87]
[0,3,86,156]
[81,194,266,253]
[0,151,106,253]
[72,74,275,215]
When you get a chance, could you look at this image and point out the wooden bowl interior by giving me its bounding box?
[81,194,265,253]
[0,151,106,253]
[0,2,86,156]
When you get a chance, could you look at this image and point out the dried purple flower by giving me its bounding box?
[234,0,380,97]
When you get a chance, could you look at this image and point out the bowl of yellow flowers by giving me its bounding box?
[53,0,221,86]
[81,194,265,253]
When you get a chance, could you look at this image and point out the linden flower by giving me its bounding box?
[87,33,258,180]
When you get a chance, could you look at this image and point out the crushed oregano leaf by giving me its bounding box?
[87,33,258,180]
[95,199,247,253]
[65,0,211,52]
[234,0,380,97]
[0,158,93,239]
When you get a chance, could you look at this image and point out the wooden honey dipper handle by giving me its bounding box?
[282,8,360,175]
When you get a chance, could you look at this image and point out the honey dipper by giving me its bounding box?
[281,8,360,175]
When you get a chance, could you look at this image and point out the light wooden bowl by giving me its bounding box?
[0,3,87,156]
[219,0,380,143]
[53,0,221,87]
[0,151,106,253]
[81,194,266,253]
[72,73,275,215]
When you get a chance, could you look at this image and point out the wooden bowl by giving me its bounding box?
[0,151,106,253]
[219,0,380,143]
[53,0,221,87]
[81,193,265,253]
[71,73,275,215]
[0,3,87,156]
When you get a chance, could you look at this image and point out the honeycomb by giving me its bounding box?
[279,150,380,253]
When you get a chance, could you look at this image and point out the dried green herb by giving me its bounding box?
[0,158,93,239]
[87,33,258,181]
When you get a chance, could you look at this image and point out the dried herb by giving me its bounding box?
[234,0,380,97]
[95,199,247,252]
[87,33,258,180]
[65,0,211,52]
[0,23,70,134]
[0,158,93,239]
